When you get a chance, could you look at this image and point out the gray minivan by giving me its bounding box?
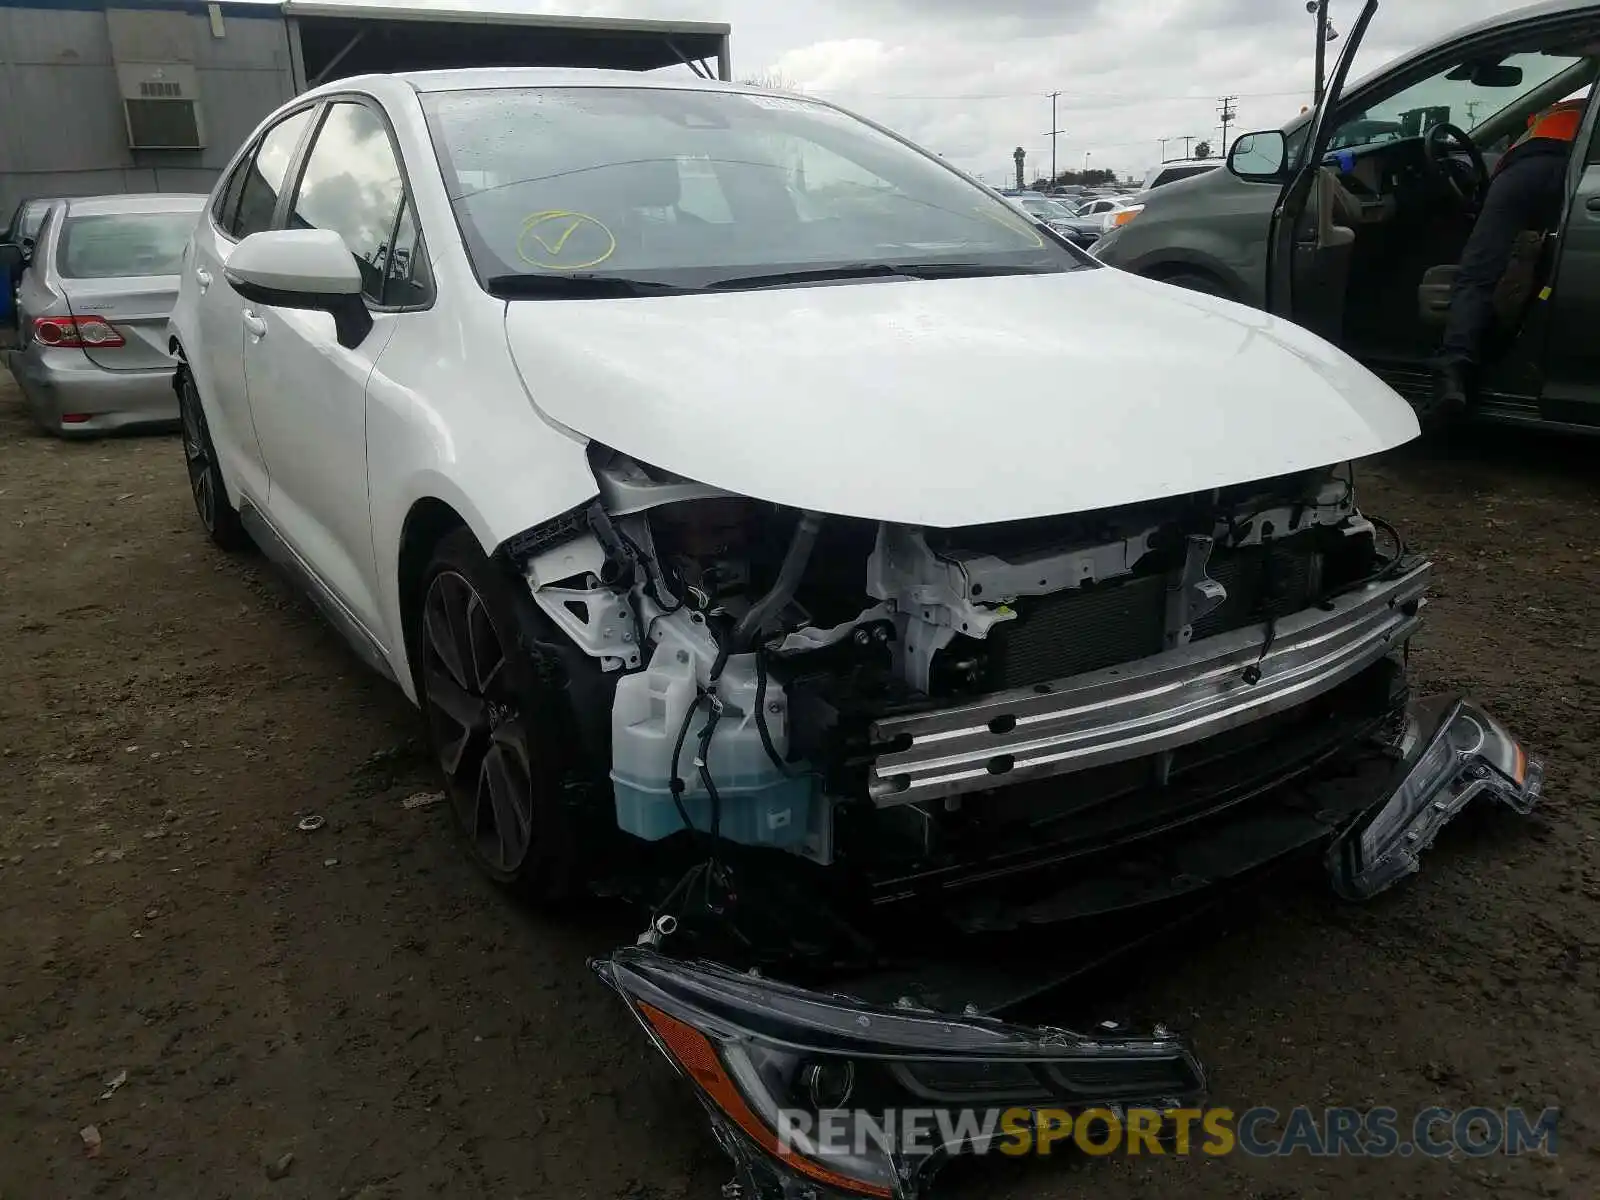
[1095,0,1600,433]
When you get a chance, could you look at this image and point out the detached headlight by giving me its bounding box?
[594,947,1203,1197]
[1103,204,1143,232]
[1329,696,1543,900]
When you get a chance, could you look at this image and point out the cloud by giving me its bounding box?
[280,0,1535,182]
[730,0,1519,181]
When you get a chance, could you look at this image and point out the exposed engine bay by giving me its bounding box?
[504,445,1474,948]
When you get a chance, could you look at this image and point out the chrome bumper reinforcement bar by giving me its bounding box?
[868,561,1432,805]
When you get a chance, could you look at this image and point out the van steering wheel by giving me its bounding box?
[1424,122,1490,205]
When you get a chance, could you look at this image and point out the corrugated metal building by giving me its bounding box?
[0,0,732,215]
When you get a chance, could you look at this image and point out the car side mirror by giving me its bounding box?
[223,229,373,349]
[1228,130,1289,180]
[0,242,24,276]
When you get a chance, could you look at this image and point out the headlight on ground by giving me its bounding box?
[594,947,1204,1197]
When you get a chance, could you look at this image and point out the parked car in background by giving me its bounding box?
[1098,192,1152,234]
[1140,158,1222,190]
[1,193,204,435]
[998,188,1080,236]
[167,67,1539,1200]
[1,196,63,340]
[1,196,60,260]
[1094,0,1600,433]
[1056,193,1135,245]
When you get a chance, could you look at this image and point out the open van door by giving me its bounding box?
[1530,89,1600,428]
[1263,0,1379,340]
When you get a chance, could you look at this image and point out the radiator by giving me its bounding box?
[983,540,1318,690]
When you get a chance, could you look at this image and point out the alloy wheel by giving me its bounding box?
[421,570,535,874]
[179,384,215,531]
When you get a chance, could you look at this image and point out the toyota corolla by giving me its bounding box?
[168,69,1543,1199]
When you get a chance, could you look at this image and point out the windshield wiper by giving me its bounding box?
[707,262,1058,291]
[484,273,700,299]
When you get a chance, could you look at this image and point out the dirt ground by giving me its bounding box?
[1,371,1597,1200]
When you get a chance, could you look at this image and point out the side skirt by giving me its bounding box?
[238,499,397,684]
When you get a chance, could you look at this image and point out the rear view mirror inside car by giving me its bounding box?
[1228,129,1288,179]
[1447,61,1525,87]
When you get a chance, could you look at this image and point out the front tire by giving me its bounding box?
[414,528,588,901]
[177,367,249,552]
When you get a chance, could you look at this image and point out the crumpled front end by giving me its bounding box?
[522,446,1546,1195]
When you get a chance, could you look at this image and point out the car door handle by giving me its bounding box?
[195,267,212,291]
[242,309,267,338]
[1586,197,1600,212]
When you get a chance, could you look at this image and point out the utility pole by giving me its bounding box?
[1182,135,1195,159]
[1310,0,1330,103]
[1045,92,1063,185]
[1217,96,1237,155]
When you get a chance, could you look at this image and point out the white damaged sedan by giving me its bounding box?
[169,69,1543,1199]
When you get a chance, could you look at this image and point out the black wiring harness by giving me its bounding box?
[1240,510,1408,685]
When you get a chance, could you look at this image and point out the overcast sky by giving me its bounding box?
[305,0,1519,181]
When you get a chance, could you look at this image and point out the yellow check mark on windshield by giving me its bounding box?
[517,210,616,270]
[528,217,584,255]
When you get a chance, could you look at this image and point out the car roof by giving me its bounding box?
[313,66,755,97]
[61,194,208,218]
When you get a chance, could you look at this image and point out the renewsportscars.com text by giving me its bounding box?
[776,1105,1560,1159]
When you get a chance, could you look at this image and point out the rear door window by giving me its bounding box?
[228,106,315,241]
[57,212,198,278]
[288,100,408,304]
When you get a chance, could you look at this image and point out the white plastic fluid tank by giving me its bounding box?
[610,650,813,847]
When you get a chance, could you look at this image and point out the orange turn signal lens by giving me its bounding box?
[1110,208,1141,228]
[637,1003,892,1198]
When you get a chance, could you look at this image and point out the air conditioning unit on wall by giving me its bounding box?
[116,63,205,150]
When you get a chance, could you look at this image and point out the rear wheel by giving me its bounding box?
[415,527,587,901]
[177,367,249,552]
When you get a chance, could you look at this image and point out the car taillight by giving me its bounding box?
[33,316,125,348]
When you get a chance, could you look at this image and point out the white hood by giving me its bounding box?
[504,269,1418,527]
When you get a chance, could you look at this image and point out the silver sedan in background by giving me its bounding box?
[5,193,204,436]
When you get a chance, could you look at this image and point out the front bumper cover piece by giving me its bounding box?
[1328,694,1543,899]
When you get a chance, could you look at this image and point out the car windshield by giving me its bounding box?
[1328,49,1585,151]
[421,85,1086,290]
[57,211,195,279]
